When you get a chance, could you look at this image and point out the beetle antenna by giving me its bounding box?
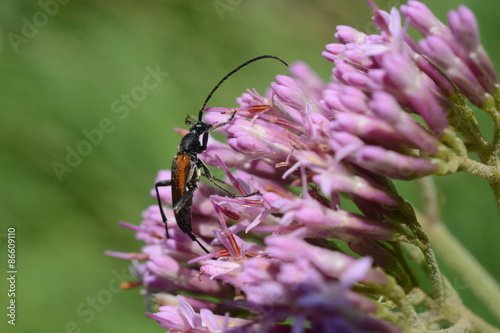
[198,55,288,121]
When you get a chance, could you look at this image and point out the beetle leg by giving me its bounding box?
[155,180,172,238]
[198,111,238,152]
[200,131,210,152]
[199,161,261,198]
[209,110,237,131]
[172,186,210,253]
[172,186,197,214]
[155,179,209,253]
[185,114,197,125]
[200,161,237,197]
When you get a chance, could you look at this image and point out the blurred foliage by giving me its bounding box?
[0,0,498,331]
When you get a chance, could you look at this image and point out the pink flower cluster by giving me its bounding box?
[108,1,496,332]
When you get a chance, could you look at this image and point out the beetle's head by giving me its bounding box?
[189,120,212,136]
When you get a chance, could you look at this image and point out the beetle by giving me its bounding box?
[155,55,288,253]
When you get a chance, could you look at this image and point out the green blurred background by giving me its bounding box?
[0,0,498,331]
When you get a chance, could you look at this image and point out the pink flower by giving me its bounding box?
[147,296,252,332]
[107,2,498,332]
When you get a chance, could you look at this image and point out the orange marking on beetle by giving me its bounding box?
[172,154,191,201]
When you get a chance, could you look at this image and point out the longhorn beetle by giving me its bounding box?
[155,55,288,253]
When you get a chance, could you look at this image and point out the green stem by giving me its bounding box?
[447,98,487,153]
[482,93,500,211]
[489,182,500,212]
[458,157,500,183]
[483,104,500,164]
[422,243,444,303]
[418,177,500,320]
[465,307,500,333]
[378,275,426,332]
[425,221,500,320]
[445,93,500,211]
[399,201,445,303]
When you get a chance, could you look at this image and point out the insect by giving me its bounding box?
[155,55,288,253]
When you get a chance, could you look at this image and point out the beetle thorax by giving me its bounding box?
[178,132,201,153]
[177,121,211,154]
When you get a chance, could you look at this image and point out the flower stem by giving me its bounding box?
[398,201,445,303]
[418,177,500,321]
[378,275,426,331]
[458,157,500,183]
[465,307,500,333]
[425,221,500,321]
[480,92,500,211]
